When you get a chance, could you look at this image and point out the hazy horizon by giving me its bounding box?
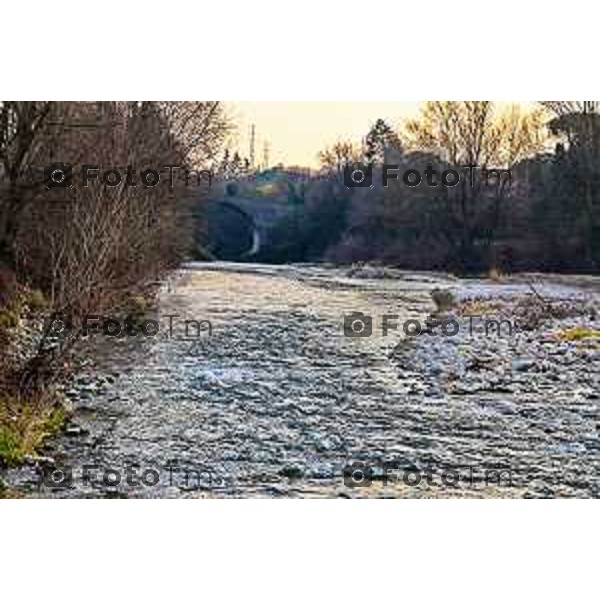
[227,101,422,169]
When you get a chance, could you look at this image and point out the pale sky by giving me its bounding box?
[227,102,423,169]
[226,101,541,169]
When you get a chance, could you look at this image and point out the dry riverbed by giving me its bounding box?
[1,263,599,498]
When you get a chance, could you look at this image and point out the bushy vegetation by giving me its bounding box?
[0,101,229,466]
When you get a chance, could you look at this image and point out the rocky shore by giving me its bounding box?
[387,277,599,497]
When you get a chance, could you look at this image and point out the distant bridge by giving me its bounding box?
[200,194,300,260]
[189,168,335,260]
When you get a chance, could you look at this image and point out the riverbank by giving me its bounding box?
[2,263,599,498]
[0,282,69,489]
[0,279,161,496]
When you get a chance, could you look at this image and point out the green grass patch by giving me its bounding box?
[0,427,24,465]
[0,394,67,466]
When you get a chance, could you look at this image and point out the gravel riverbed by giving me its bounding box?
[2,263,599,498]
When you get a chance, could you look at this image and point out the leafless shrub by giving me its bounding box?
[511,294,596,330]
[1,101,230,392]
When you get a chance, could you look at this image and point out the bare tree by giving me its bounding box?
[157,101,232,168]
[318,140,362,174]
[0,101,52,264]
[1,101,230,391]
[403,102,547,270]
[405,101,546,169]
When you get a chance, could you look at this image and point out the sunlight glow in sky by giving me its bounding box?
[226,101,540,169]
[227,102,422,169]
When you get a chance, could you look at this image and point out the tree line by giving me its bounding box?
[269,102,600,274]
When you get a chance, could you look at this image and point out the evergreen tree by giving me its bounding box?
[364,118,402,165]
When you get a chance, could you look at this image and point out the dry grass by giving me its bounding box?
[487,267,505,282]
[458,299,508,316]
[556,327,600,343]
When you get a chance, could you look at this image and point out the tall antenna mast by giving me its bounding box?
[250,124,256,170]
[263,141,270,170]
